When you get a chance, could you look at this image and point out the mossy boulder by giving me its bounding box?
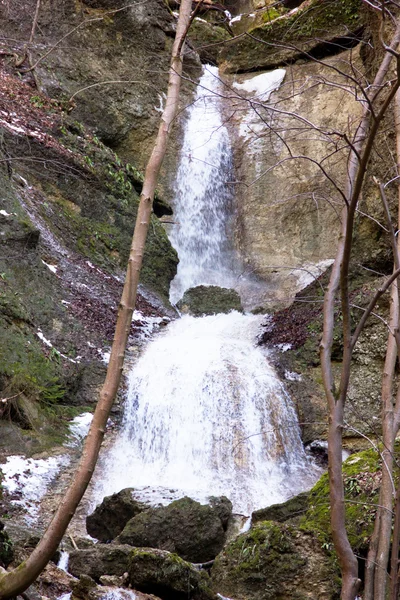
[118,496,232,563]
[86,488,149,542]
[252,491,309,525]
[68,544,133,581]
[177,286,243,316]
[211,520,338,599]
[220,0,364,72]
[128,548,217,600]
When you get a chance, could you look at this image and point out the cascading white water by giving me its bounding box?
[92,65,322,516]
[169,66,238,305]
[94,312,319,514]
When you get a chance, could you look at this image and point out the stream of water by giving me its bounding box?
[92,66,321,516]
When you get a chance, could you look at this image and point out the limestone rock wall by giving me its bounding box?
[224,50,363,307]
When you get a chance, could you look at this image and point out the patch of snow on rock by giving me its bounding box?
[1,454,70,522]
[285,370,302,382]
[233,69,286,100]
[42,260,58,274]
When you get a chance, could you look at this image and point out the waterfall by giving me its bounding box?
[92,66,321,516]
[94,312,319,514]
[169,66,238,305]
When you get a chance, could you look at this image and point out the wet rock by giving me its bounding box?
[68,544,132,581]
[177,286,243,316]
[251,491,310,524]
[128,548,217,600]
[211,521,338,599]
[118,496,231,563]
[86,488,149,542]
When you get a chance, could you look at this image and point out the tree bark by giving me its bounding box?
[321,15,400,600]
[0,1,193,598]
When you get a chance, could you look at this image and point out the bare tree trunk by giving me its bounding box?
[321,15,400,600]
[0,1,193,598]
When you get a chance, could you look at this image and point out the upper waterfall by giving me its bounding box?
[169,66,238,305]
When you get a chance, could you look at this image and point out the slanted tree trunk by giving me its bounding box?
[0,1,193,597]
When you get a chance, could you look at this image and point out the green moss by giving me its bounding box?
[221,0,364,71]
[300,448,381,553]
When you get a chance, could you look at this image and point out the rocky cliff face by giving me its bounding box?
[0,0,187,450]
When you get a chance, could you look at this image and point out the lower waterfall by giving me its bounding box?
[93,312,320,514]
[92,66,321,516]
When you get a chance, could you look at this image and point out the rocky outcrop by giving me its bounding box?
[86,488,149,542]
[177,286,243,316]
[118,496,232,563]
[211,520,339,600]
[220,0,364,73]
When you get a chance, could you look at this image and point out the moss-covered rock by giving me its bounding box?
[300,448,382,555]
[211,520,338,599]
[86,488,149,542]
[177,285,243,316]
[68,544,133,581]
[118,496,231,563]
[220,0,364,72]
[252,491,309,524]
[128,548,217,600]
[188,18,231,64]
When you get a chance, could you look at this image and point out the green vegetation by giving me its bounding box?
[301,449,382,553]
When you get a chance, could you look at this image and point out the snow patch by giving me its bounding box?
[1,454,70,522]
[233,69,286,100]
[42,260,58,274]
[292,259,334,290]
[285,370,302,382]
[276,343,291,352]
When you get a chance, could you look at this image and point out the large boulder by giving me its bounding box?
[86,488,148,542]
[177,286,243,316]
[117,496,232,563]
[68,544,133,581]
[211,521,339,600]
[68,546,216,600]
[128,548,217,600]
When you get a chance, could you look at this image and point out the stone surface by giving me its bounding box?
[177,286,243,316]
[86,488,149,542]
[211,520,338,600]
[252,491,309,524]
[220,0,364,73]
[118,496,231,563]
[68,544,133,581]
[128,548,217,600]
[225,49,363,308]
